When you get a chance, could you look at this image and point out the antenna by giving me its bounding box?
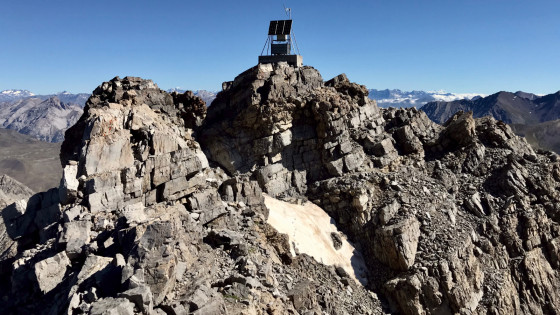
[283,4,292,19]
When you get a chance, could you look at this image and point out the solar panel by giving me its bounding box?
[268,20,292,35]
[268,21,278,35]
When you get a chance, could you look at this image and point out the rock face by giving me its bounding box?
[200,64,380,198]
[1,64,560,314]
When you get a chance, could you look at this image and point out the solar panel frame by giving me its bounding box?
[268,21,278,35]
[268,20,292,35]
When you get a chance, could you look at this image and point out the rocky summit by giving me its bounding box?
[1,62,559,314]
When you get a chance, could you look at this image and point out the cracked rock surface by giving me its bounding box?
[1,63,559,314]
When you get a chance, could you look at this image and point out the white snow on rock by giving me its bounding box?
[264,194,369,285]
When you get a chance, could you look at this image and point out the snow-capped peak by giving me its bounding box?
[1,89,34,97]
[368,88,486,108]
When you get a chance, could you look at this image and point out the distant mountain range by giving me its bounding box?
[0,89,90,105]
[0,90,90,142]
[420,91,560,124]
[3,85,558,151]
[0,96,83,142]
[421,90,560,153]
[510,120,560,154]
[0,88,218,143]
[169,88,482,109]
[368,89,484,108]
[0,89,35,101]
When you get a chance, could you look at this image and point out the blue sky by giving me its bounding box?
[1,0,558,95]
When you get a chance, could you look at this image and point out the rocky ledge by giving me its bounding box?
[0,63,559,314]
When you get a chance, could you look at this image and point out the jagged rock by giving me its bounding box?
[465,192,485,217]
[59,163,79,204]
[200,63,379,197]
[330,232,342,250]
[119,202,147,225]
[394,125,423,154]
[442,111,476,147]
[34,251,70,294]
[89,297,135,315]
[0,175,34,210]
[373,217,420,271]
[2,64,560,315]
[372,138,395,157]
[379,200,400,225]
[2,199,34,240]
[77,254,113,284]
[288,280,318,312]
[187,188,227,225]
[59,220,91,259]
[119,285,153,314]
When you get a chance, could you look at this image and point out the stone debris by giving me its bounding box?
[0,64,559,314]
[34,251,70,294]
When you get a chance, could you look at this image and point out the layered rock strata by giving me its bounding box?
[0,64,559,314]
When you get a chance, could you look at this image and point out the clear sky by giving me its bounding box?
[1,0,558,95]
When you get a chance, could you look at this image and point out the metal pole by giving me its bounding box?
[292,32,300,55]
[261,36,270,56]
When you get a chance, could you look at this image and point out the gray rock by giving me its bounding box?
[0,175,34,210]
[59,163,79,204]
[187,188,226,225]
[119,285,153,314]
[34,251,70,294]
[331,232,343,250]
[379,200,401,225]
[465,192,485,218]
[90,297,136,315]
[2,198,35,239]
[77,254,113,284]
[374,218,420,271]
[59,220,91,259]
[189,286,210,311]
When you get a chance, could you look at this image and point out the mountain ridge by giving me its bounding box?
[421,90,560,125]
[1,64,559,314]
[0,96,83,142]
[421,89,560,153]
[368,88,484,108]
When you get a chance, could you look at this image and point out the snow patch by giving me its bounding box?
[264,194,369,285]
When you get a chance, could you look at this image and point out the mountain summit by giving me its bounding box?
[1,63,560,314]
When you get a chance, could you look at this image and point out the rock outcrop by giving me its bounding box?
[0,175,34,210]
[421,90,560,154]
[1,64,560,314]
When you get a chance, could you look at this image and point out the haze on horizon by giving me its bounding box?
[1,0,558,95]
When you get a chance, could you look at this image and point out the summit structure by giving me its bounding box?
[259,17,302,67]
